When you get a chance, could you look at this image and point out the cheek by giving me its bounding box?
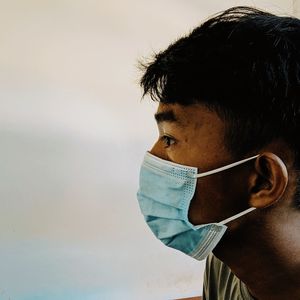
[188,175,225,225]
[188,171,250,225]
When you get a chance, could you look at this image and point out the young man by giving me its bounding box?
[137,6,300,300]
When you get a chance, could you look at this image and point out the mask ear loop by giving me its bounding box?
[192,155,259,178]
[219,207,256,225]
[192,155,259,225]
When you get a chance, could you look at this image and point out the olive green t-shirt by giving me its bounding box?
[203,254,254,300]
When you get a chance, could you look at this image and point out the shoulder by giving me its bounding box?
[202,254,252,300]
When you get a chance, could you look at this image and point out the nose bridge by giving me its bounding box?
[150,141,169,161]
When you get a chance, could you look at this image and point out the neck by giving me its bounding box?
[213,206,300,300]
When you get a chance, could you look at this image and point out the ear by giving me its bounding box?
[248,152,288,208]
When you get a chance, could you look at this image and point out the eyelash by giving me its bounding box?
[161,135,176,148]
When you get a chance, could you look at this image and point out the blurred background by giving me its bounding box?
[0,1,297,299]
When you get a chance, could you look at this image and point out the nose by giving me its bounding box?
[149,140,169,161]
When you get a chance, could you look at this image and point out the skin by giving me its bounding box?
[151,102,300,300]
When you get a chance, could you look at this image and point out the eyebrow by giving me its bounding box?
[154,110,178,124]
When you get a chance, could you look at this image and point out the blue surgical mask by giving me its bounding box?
[137,152,258,260]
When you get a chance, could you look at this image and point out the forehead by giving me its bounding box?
[155,102,222,129]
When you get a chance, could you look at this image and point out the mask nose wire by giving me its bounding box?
[190,155,259,178]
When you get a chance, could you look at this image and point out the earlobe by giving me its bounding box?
[249,152,288,208]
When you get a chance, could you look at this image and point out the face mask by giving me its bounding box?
[137,152,259,260]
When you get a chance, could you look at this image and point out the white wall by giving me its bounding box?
[0,1,295,299]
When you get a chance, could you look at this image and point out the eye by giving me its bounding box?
[161,135,176,148]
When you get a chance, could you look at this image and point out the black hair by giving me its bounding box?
[140,6,300,204]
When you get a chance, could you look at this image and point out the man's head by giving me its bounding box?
[139,7,300,230]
